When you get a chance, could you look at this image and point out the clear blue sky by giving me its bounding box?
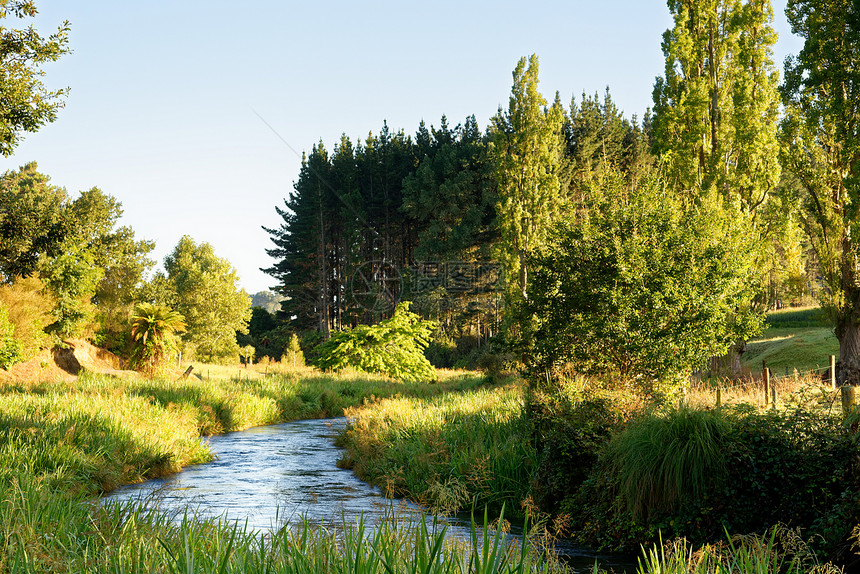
[0,1,804,294]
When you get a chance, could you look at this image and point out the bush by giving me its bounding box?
[0,275,54,360]
[0,303,21,370]
[566,404,860,560]
[528,383,630,512]
[313,302,437,381]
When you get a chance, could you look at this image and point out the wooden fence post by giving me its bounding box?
[715,387,721,407]
[771,383,777,409]
[830,355,837,390]
[842,385,856,417]
[763,361,770,406]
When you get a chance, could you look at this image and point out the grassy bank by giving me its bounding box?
[336,377,535,518]
[0,366,515,572]
[337,373,860,569]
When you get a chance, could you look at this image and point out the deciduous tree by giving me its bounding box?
[490,55,567,299]
[780,0,860,383]
[165,236,251,363]
[0,1,70,156]
[518,171,762,391]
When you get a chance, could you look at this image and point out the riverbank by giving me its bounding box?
[337,374,860,570]
[0,366,519,572]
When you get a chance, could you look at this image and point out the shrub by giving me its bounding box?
[0,303,21,369]
[0,275,54,359]
[314,302,437,381]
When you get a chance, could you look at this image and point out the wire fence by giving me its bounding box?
[685,355,850,413]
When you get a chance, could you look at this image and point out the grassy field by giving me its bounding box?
[742,307,838,374]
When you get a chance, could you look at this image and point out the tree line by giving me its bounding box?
[264,0,860,385]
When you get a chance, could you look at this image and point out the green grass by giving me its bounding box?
[603,407,730,519]
[0,367,507,572]
[336,378,537,519]
[1,471,563,573]
[741,306,837,375]
[763,306,830,329]
[742,327,838,374]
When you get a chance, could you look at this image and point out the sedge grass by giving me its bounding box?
[604,406,730,519]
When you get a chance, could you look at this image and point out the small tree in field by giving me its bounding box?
[313,302,436,382]
[129,302,185,377]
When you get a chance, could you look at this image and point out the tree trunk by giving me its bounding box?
[837,314,860,385]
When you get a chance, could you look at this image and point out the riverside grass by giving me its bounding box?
[0,366,518,573]
[336,378,537,518]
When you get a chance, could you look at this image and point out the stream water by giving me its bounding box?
[102,418,636,573]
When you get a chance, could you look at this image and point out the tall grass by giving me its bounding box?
[634,526,842,574]
[0,367,498,571]
[1,472,562,573]
[336,380,536,517]
[604,407,730,518]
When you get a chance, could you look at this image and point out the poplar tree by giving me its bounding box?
[781,0,860,383]
[652,0,781,209]
[490,55,567,299]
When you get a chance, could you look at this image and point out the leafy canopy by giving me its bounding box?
[0,1,70,156]
[518,171,762,387]
[313,302,436,382]
[163,236,251,363]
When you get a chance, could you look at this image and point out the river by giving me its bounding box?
[102,417,635,572]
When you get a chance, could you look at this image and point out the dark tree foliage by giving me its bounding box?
[0,1,70,156]
[265,101,650,349]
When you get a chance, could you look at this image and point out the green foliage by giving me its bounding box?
[0,275,53,359]
[402,116,497,261]
[129,303,186,377]
[781,0,860,382]
[519,171,763,387]
[0,2,70,157]
[567,89,653,190]
[164,236,251,363]
[0,162,69,281]
[283,333,305,367]
[568,404,860,558]
[652,0,781,206]
[490,54,567,298]
[336,381,535,516]
[41,240,102,337]
[239,344,255,365]
[0,303,21,369]
[604,407,731,519]
[314,302,436,381]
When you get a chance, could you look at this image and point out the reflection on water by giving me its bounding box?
[103,417,635,573]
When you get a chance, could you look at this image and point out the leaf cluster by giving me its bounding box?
[313,302,436,381]
[518,171,763,386]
